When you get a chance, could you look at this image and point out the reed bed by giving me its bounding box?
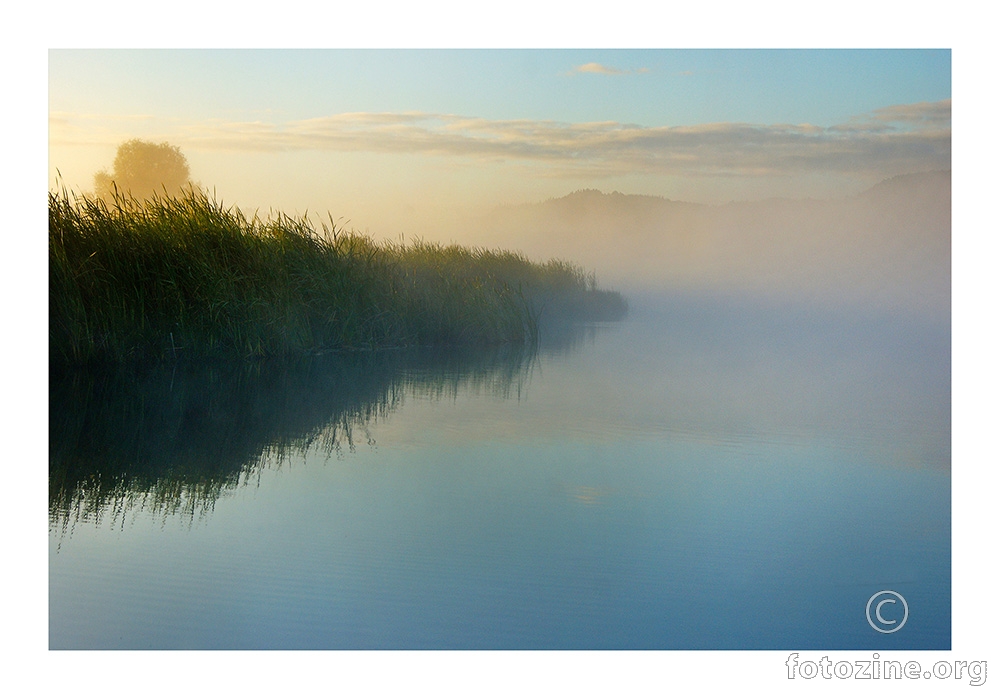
[50,188,626,363]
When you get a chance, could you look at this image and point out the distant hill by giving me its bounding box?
[856,170,951,203]
[473,171,950,318]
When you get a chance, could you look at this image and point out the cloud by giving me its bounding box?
[570,62,649,75]
[831,99,951,134]
[873,99,951,125]
[51,101,951,181]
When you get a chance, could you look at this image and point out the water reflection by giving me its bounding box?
[49,315,625,532]
[49,299,950,649]
[50,341,547,531]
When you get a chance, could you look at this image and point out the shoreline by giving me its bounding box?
[50,189,627,365]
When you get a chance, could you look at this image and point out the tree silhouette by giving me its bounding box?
[94,139,194,202]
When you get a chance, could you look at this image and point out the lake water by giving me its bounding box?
[49,293,950,649]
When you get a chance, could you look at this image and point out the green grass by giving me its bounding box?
[50,187,627,363]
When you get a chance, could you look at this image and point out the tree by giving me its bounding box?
[94,139,193,202]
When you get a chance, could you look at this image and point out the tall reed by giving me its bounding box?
[50,188,625,363]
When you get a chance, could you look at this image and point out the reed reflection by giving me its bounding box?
[49,339,566,531]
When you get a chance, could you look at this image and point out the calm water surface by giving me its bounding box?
[49,294,950,649]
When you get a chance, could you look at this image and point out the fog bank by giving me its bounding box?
[457,171,950,320]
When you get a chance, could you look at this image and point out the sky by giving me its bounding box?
[49,49,951,240]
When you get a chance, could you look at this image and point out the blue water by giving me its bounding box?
[49,294,950,649]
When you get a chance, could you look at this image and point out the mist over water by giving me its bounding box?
[461,171,950,321]
[50,291,949,649]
